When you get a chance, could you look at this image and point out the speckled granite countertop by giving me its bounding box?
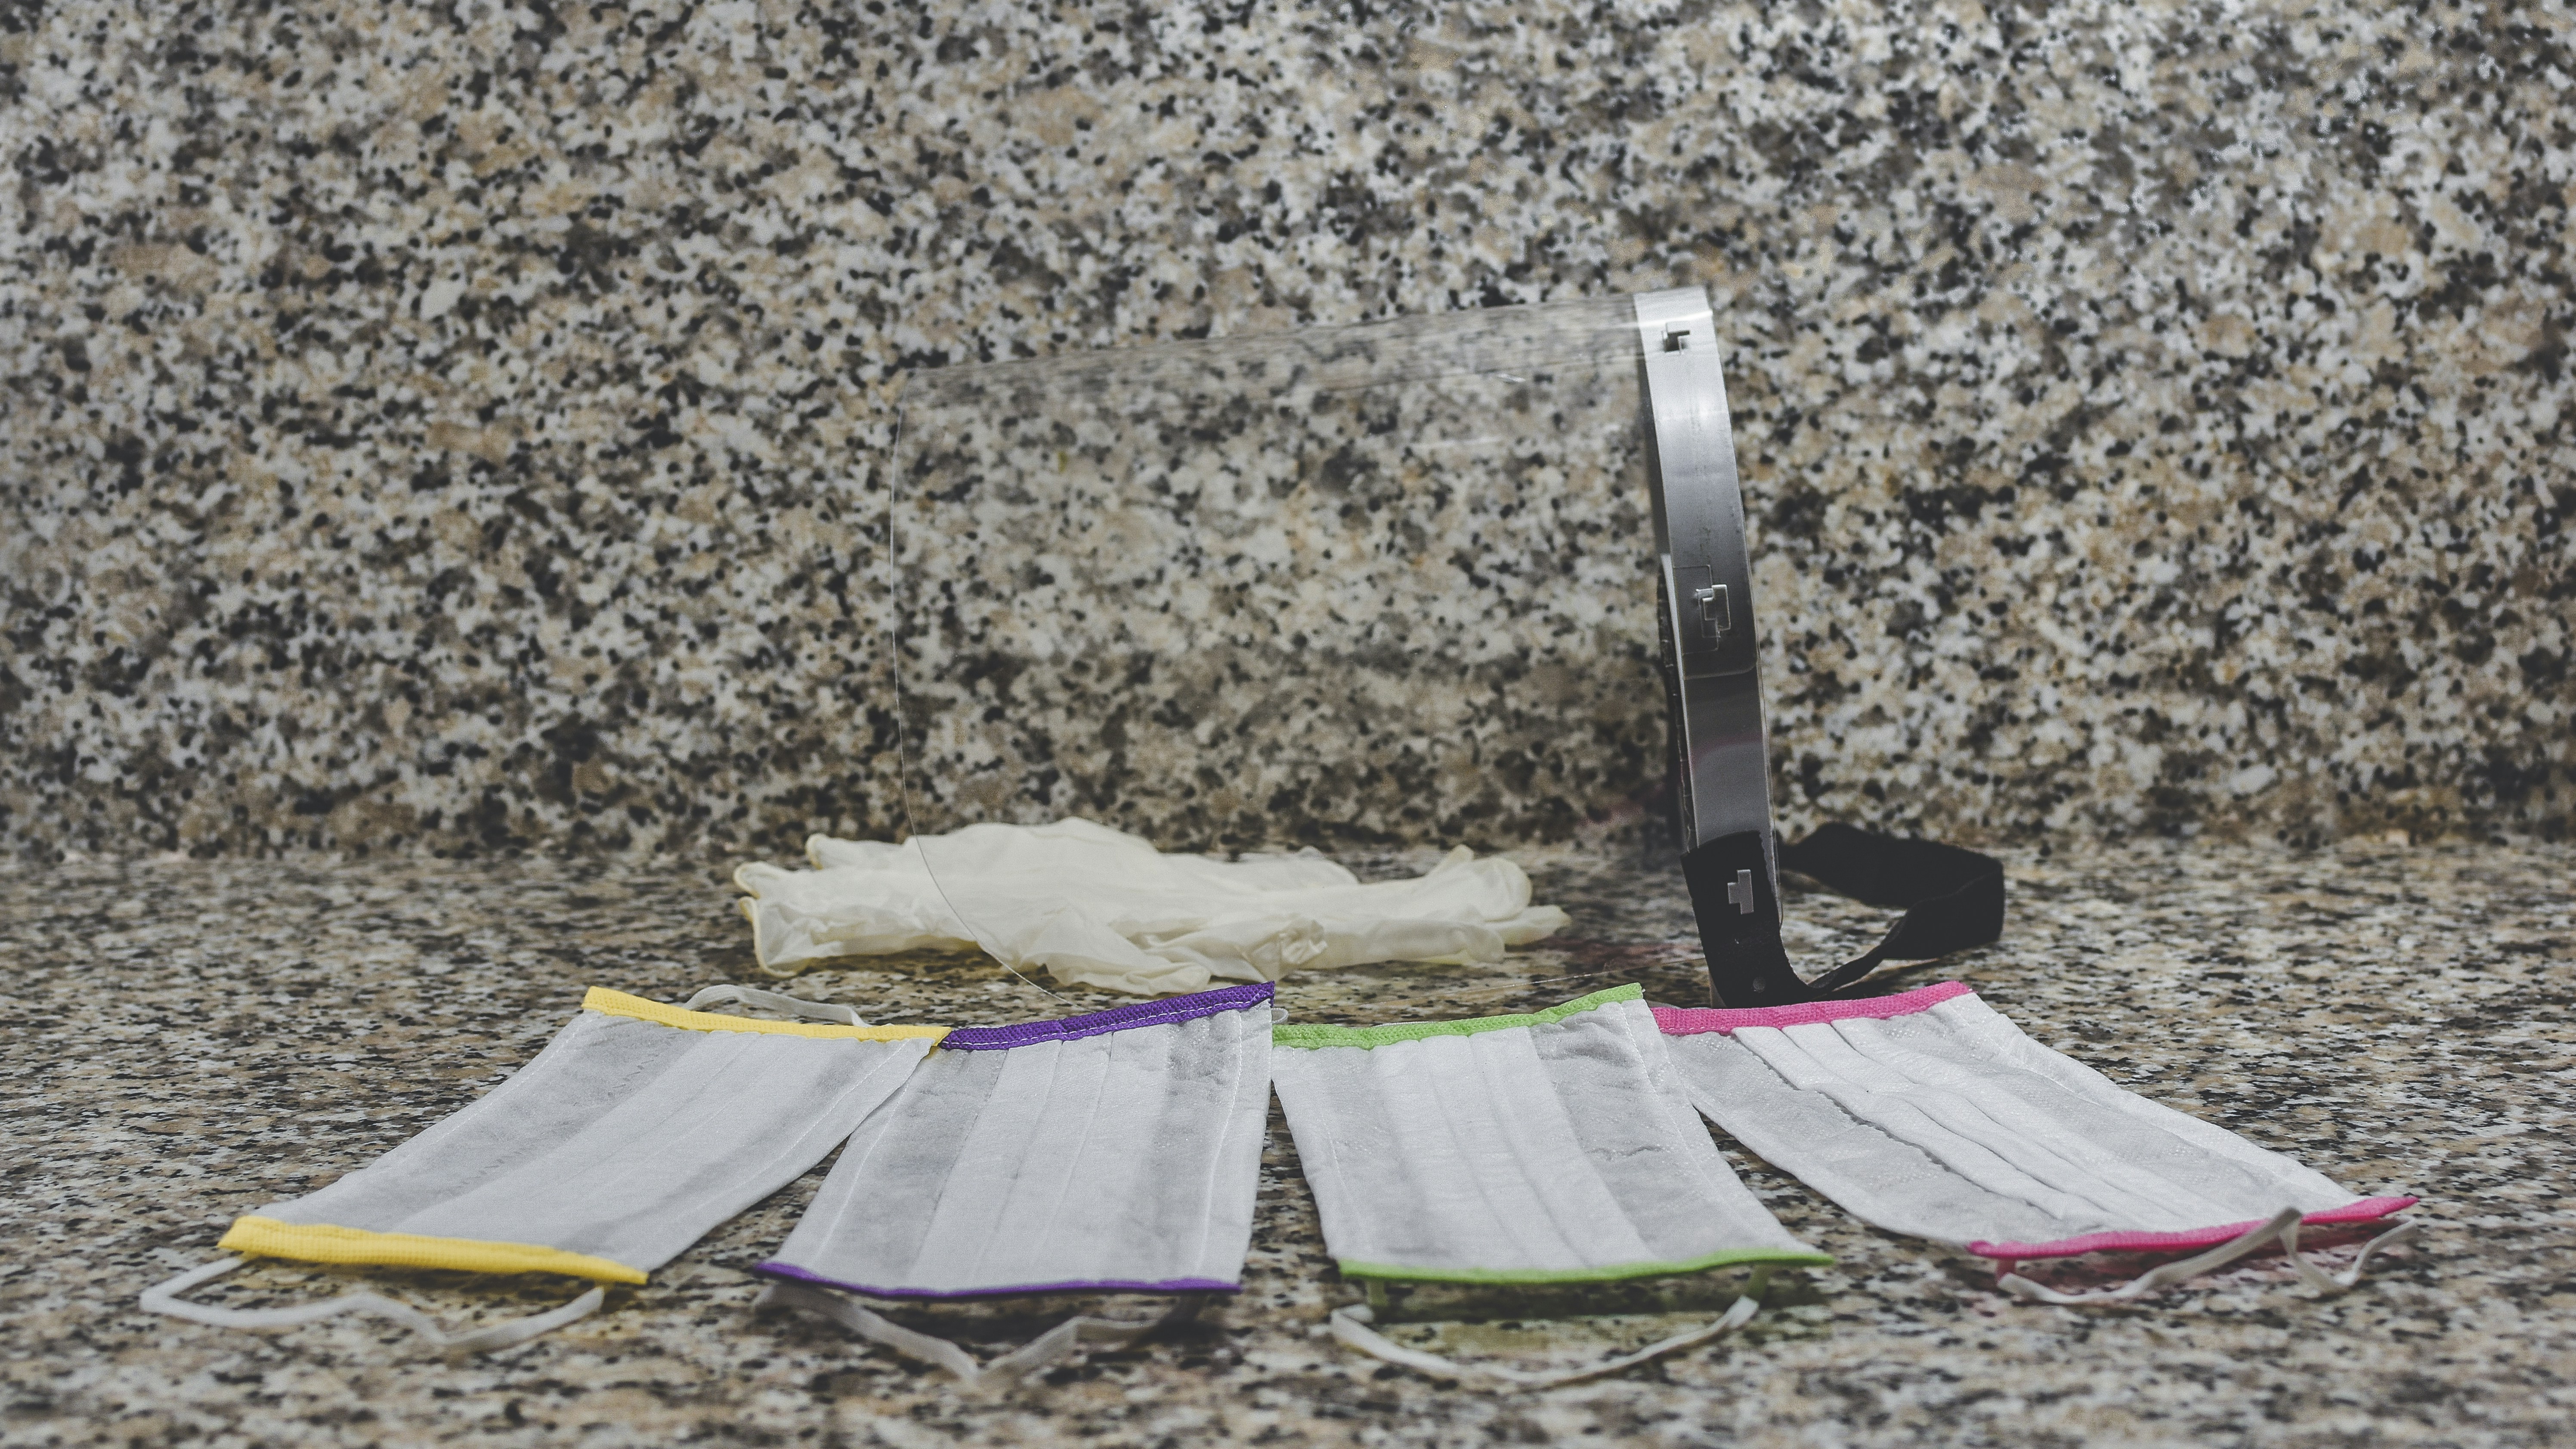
[6,838,2571,1446]
[7,1,2571,860]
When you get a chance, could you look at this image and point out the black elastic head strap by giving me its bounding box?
[1683,825,2005,1008]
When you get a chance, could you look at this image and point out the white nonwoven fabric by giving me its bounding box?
[244,994,937,1277]
[733,817,1569,996]
[145,988,941,1356]
[1653,984,2417,1268]
[758,982,1273,1300]
[1268,986,1828,1283]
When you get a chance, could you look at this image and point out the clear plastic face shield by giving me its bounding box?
[890,287,2002,1007]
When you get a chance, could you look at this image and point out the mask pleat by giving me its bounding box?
[1842,1015,2287,1225]
[969,1039,1099,1286]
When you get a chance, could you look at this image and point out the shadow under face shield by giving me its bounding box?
[892,285,2003,1006]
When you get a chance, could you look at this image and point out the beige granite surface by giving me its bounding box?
[6,837,2572,1446]
[5,1,2572,859]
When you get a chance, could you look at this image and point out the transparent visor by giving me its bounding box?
[890,292,1670,994]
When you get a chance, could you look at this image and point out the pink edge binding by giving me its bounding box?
[1965,1196,2421,1261]
[1652,980,1977,1036]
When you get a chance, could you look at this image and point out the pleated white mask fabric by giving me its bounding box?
[1655,982,2420,1304]
[1268,984,1830,1386]
[143,986,945,1353]
[753,982,1273,1389]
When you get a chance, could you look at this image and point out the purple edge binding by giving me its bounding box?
[755,1259,1240,1299]
[939,979,1276,1052]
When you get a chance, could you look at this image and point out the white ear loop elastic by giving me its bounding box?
[2282,1215,2421,1293]
[141,1257,605,1356]
[681,983,869,1025]
[1324,1267,1772,1389]
[1995,1208,2420,1306]
[755,1280,1203,1391]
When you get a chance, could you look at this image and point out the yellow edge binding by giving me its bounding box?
[582,987,951,1043]
[218,1215,649,1285]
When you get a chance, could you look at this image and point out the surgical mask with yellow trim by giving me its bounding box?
[142,984,947,1355]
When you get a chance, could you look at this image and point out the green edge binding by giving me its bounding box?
[1273,984,1646,1050]
[1335,1245,1835,1285]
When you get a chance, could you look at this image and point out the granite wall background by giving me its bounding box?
[3,0,2569,860]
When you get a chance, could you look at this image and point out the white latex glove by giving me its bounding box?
[733,818,1569,996]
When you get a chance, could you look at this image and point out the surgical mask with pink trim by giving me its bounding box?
[1654,982,2420,1304]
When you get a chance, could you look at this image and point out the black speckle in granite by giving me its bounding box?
[5,838,2574,1444]
[2,3,2571,860]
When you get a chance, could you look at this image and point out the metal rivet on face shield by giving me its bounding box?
[1692,583,1730,638]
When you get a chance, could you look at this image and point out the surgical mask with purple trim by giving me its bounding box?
[1654,982,2422,1304]
[751,982,1274,1387]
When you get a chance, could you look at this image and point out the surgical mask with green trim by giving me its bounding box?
[1268,983,1830,1387]
[141,985,946,1355]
